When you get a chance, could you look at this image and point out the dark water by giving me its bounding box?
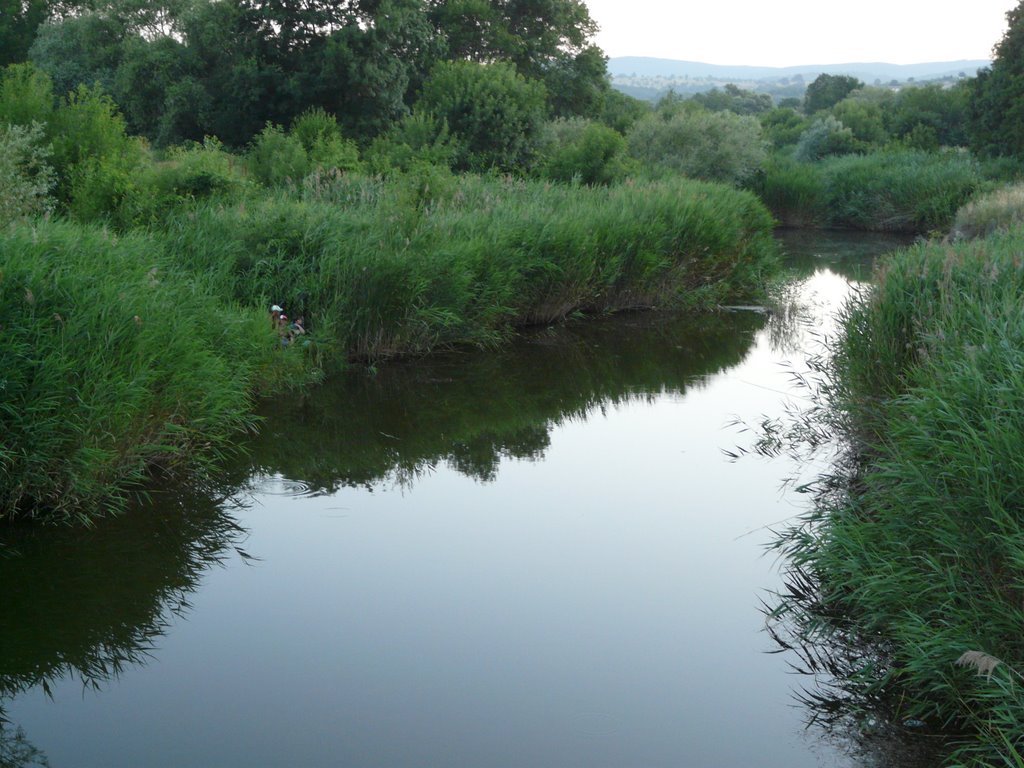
[1,231,915,767]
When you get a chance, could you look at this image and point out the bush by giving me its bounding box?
[365,111,456,175]
[626,107,767,185]
[0,122,55,224]
[793,115,856,161]
[290,108,361,174]
[247,122,309,187]
[950,183,1024,240]
[0,63,55,127]
[535,118,629,185]
[754,149,982,233]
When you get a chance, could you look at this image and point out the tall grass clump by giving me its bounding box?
[950,183,1024,241]
[0,221,304,523]
[753,149,982,233]
[159,174,779,360]
[769,231,1024,765]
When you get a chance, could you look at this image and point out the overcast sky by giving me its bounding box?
[583,0,1015,66]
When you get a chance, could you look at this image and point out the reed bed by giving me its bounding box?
[769,230,1024,764]
[162,173,779,361]
[1,174,779,521]
[0,221,306,522]
[752,150,982,233]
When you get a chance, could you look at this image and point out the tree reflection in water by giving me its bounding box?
[0,484,252,765]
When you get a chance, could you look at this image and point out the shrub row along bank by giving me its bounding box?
[771,229,1024,765]
[749,149,983,233]
[1,175,780,522]
[163,174,780,360]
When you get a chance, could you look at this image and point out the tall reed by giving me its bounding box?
[161,174,779,360]
[0,221,305,521]
[769,230,1024,764]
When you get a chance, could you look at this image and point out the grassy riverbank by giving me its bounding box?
[0,174,780,522]
[749,149,984,233]
[770,227,1024,764]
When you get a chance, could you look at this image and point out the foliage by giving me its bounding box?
[290,107,361,173]
[246,122,309,187]
[161,174,779,360]
[598,88,649,134]
[831,98,888,148]
[887,82,968,148]
[364,111,456,174]
[0,220,302,522]
[804,73,863,113]
[691,83,773,115]
[416,60,547,173]
[968,1,1024,157]
[0,62,54,126]
[793,115,856,161]
[758,106,809,149]
[627,105,768,184]
[752,149,982,232]
[0,0,48,67]
[534,117,629,185]
[28,13,124,97]
[0,122,55,225]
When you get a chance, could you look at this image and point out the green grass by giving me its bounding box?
[0,221,309,522]
[768,229,1024,765]
[162,173,780,361]
[750,149,983,233]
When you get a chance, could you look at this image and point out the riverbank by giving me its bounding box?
[768,226,1024,765]
[0,174,780,522]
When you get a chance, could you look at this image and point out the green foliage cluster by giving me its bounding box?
[950,182,1024,240]
[968,1,1024,157]
[535,117,630,185]
[0,121,54,224]
[627,101,768,185]
[5,0,612,149]
[773,233,1024,764]
[0,221,310,522]
[750,150,982,232]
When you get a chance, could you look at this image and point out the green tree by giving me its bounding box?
[691,83,773,115]
[831,97,888,147]
[804,73,863,113]
[0,0,49,66]
[967,1,1024,156]
[416,60,547,172]
[886,82,968,147]
[627,105,767,184]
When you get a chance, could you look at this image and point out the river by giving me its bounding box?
[0,230,915,767]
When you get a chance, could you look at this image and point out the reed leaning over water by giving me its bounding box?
[767,225,1024,765]
[0,173,780,523]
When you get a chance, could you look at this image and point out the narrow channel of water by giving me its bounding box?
[0,231,913,767]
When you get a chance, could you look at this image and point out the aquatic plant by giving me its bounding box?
[764,230,1024,765]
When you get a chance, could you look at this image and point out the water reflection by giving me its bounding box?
[765,230,950,766]
[243,310,767,494]
[0,488,249,763]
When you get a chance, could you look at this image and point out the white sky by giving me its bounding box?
[583,0,1016,66]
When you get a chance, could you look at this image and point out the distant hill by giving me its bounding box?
[608,57,990,83]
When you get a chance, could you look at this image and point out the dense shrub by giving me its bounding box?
[793,116,856,161]
[0,122,55,224]
[773,233,1024,764]
[247,122,309,187]
[535,117,629,185]
[950,183,1024,240]
[160,174,780,359]
[626,107,767,185]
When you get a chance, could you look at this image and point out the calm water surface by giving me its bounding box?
[1,231,914,767]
